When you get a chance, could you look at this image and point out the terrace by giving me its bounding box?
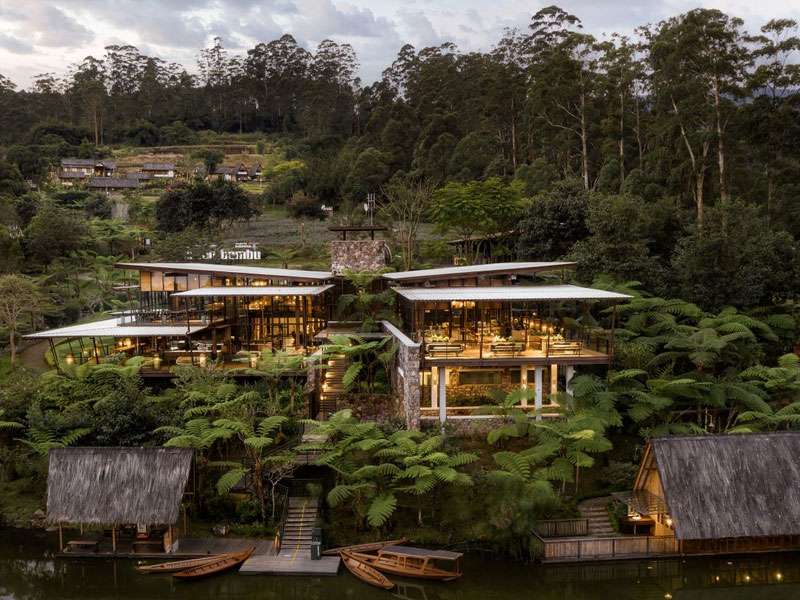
[395,284,629,365]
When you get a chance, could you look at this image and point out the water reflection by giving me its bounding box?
[3,530,800,600]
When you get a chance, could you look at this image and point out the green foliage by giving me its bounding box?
[154,180,256,233]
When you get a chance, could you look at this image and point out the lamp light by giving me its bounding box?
[198,353,207,367]
[65,353,75,365]
[152,355,161,369]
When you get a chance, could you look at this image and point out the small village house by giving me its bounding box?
[57,158,116,186]
[87,177,140,195]
[141,162,177,178]
[46,447,193,555]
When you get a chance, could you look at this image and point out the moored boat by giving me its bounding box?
[341,551,395,589]
[172,547,255,580]
[136,553,234,574]
[349,545,463,582]
[323,538,407,556]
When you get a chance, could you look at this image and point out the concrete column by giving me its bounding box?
[550,364,559,397]
[520,368,529,407]
[438,366,447,425]
[430,368,438,408]
[534,367,544,420]
[565,365,575,396]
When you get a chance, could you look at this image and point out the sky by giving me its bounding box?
[1,0,799,88]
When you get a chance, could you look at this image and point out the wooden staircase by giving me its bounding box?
[319,354,347,419]
[579,497,616,537]
[279,496,319,558]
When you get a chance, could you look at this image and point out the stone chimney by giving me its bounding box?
[328,226,390,275]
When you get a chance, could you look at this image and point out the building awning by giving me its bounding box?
[172,285,334,297]
[392,284,631,302]
[25,317,208,339]
[115,262,333,282]
[383,261,575,282]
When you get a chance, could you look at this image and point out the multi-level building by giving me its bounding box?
[27,248,629,428]
[57,158,117,186]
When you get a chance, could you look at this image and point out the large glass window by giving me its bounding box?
[150,271,163,292]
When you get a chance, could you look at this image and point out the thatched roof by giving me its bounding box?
[651,433,800,540]
[47,447,192,526]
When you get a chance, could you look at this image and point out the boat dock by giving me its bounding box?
[239,554,341,575]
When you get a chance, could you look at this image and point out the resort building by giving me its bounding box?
[26,256,630,429]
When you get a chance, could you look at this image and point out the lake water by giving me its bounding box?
[3,528,800,599]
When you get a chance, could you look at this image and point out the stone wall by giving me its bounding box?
[381,321,421,429]
[329,240,389,274]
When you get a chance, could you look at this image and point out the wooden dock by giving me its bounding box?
[239,554,340,575]
[56,536,275,560]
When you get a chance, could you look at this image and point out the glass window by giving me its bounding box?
[188,274,200,289]
[163,275,175,292]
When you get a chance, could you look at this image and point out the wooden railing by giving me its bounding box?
[539,535,679,562]
[535,518,590,538]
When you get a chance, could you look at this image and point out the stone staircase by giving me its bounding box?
[319,354,347,418]
[279,496,319,558]
[579,497,616,537]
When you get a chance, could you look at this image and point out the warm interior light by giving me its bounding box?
[65,354,75,365]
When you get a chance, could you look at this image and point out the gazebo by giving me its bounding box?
[47,447,193,555]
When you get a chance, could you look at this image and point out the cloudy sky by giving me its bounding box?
[1,0,799,88]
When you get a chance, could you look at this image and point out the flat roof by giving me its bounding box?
[392,284,631,302]
[116,262,333,282]
[173,285,333,297]
[383,261,576,282]
[25,317,208,339]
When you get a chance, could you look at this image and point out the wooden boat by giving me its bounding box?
[323,538,407,556]
[173,547,255,580]
[349,545,463,582]
[341,551,395,590]
[137,553,234,574]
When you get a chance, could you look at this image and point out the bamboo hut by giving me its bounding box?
[47,447,193,555]
[628,433,800,555]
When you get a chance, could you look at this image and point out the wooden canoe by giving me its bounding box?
[341,551,395,590]
[323,538,407,556]
[348,548,462,582]
[137,553,234,574]
[173,547,255,580]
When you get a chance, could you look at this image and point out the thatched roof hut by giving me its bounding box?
[638,433,800,541]
[47,447,192,526]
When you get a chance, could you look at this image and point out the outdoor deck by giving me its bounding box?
[239,555,341,575]
[423,346,610,366]
[537,535,680,563]
[56,536,275,559]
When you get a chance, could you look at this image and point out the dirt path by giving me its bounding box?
[16,340,50,372]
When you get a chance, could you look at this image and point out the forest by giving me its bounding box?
[0,5,799,557]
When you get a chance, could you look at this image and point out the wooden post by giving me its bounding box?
[58,524,63,552]
[49,339,62,373]
[91,337,100,364]
[112,526,116,553]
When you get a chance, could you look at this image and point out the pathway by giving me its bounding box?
[578,497,616,537]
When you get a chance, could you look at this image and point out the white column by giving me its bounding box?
[550,364,559,397]
[534,367,544,420]
[438,366,447,425]
[430,368,438,408]
[520,368,528,407]
[565,365,575,397]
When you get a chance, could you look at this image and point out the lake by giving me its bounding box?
[2,528,800,599]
